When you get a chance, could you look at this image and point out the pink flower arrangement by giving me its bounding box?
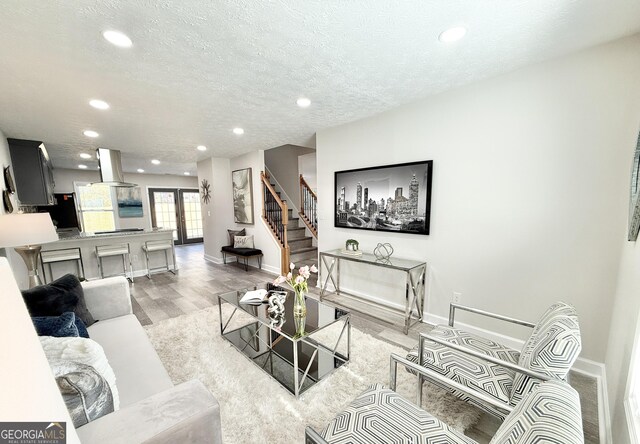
[274,262,318,294]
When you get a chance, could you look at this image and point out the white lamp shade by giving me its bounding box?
[0,213,59,248]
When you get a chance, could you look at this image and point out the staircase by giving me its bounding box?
[286,207,317,265]
[261,171,318,274]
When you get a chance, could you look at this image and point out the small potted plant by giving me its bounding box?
[345,239,359,251]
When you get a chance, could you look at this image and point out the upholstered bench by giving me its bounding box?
[221,246,263,271]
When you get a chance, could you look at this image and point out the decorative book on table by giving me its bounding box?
[340,249,363,257]
[240,289,267,304]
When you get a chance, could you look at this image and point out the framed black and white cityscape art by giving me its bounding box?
[334,160,433,235]
[629,130,640,241]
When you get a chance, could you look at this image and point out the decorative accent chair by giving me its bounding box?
[305,354,584,443]
[406,302,582,419]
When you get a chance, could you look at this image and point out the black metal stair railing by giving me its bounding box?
[261,171,290,274]
[299,174,318,238]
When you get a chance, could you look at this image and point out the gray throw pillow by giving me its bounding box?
[51,361,114,428]
[22,274,96,326]
[227,228,246,246]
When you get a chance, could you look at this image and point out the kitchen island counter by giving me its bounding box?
[41,228,175,280]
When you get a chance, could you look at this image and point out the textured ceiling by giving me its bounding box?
[0,1,639,175]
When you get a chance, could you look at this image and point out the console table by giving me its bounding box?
[319,249,426,334]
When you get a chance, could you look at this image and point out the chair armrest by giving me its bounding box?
[390,353,514,414]
[419,333,551,381]
[81,277,132,321]
[76,380,222,444]
[448,303,536,328]
[305,426,329,444]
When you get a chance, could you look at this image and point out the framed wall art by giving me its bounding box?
[116,186,143,218]
[629,130,640,241]
[232,168,254,224]
[334,160,433,235]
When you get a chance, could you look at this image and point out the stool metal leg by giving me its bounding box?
[78,250,85,280]
[127,246,133,282]
[144,246,151,279]
[170,241,177,273]
[40,255,49,284]
[121,253,127,279]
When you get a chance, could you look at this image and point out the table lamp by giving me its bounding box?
[0,213,58,288]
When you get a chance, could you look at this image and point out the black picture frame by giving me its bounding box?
[334,160,433,235]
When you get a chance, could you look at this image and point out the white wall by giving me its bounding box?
[298,152,317,191]
[53,168,198,230]
[316,34,640,365]
[197,157,235,262]
[264,144,316,211]
[198,152,282,274]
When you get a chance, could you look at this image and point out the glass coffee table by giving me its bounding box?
[218,285,351,398]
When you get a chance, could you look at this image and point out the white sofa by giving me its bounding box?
[0,257,222,443]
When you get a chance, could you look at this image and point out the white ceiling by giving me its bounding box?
[0,1,639,175]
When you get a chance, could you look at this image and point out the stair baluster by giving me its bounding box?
[299,175,318,238]
[260,171,290,274]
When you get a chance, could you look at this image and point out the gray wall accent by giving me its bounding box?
[265,144,315,211]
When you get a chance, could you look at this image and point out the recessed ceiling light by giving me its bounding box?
[79,153,92,159]
[137,168,145,173]
[151,159,160,165]
[78,164,88,169]
[184,172,190,176]
[103,30,133,48]
[296,97,311,108]
[83,130,99,138]
[89,99,110,110]
[197,145,207,151]
[439,26,467,43]
[233,127,244,135]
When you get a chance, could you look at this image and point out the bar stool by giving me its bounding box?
[95,243,133,282]
[40,247,85,283]
[142,239,177,278]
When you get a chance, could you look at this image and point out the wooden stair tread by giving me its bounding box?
[290,246,317,254]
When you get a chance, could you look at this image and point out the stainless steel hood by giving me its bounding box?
[93,148,137,187]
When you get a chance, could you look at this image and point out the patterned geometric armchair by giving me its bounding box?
[305,354,584,443]
[406,302,582,419]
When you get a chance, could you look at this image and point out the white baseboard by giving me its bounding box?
[204,253,224,264]
[261,264,280,276]
[601,366,613,444]
[204,253,279,275]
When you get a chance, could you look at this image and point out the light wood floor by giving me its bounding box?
[129,244,599,443]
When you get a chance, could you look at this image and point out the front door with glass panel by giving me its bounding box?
[149,188,203,245]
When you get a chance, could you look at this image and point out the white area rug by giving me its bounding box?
[145,307,480,443]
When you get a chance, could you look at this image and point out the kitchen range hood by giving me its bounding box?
[92,148,137,187]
